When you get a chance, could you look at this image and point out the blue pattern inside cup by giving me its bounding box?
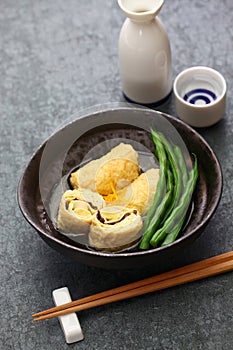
[183,88,217,105]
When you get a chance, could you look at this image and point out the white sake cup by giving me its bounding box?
[173,66,226,127]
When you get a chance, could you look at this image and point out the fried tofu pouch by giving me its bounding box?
[89,206,143,251]
[109,168,160,215]
[57,189,105,234]
[69,143,140,196]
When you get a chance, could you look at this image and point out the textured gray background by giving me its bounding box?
[1,0,233,349]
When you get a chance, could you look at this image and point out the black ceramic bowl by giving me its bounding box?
[18,106,222,269]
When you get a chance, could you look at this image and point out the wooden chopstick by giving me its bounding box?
[33,251,233,322]
[33,251,233,318]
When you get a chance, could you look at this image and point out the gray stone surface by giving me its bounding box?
[1,0,232,349]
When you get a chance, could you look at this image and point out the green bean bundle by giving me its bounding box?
[139,128,198,250]
[150,154,198,247]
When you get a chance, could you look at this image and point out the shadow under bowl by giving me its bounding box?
[17,106,222,269]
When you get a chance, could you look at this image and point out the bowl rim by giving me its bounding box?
[17,106,223,259]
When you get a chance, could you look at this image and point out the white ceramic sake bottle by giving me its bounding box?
[118,0,172,105]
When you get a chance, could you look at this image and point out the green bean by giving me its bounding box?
[150,130,183,229]
[142,170,165,231]
[153,131,182,210]
[159,146,189,246]
[174,146,188,189]
[150,154,198,247]
[140,169,173,249]
[142,132,167,233]
[161,214,186,246]
[161,155,198,246]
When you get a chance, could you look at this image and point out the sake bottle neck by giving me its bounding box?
[118,0,164,22]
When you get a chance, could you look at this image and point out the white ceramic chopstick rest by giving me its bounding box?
[52,287,84,344]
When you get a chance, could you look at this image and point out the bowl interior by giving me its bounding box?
[18,108,222,268]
